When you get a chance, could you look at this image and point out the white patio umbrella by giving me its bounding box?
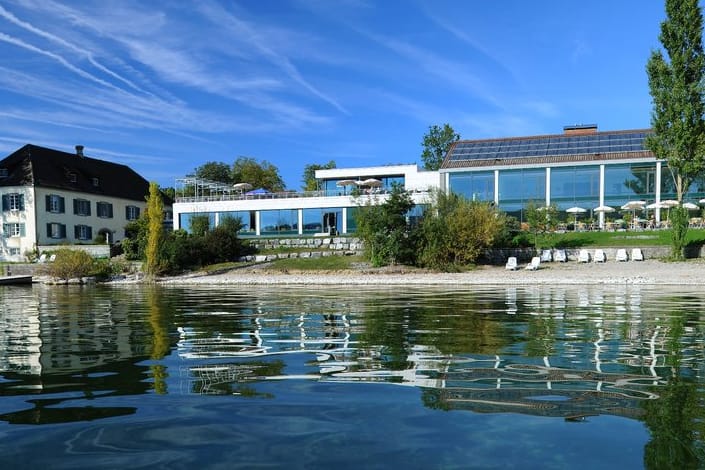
[621,200,646,228]
[682,202,699,210]
[660,199,680,208]
[566,206,587,226]
[336,179,357,194]
[359,178,382,187]
[620,200,646,211]
[594,205,615,213]
[232,182,252,193]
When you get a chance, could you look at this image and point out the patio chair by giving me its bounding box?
[616,248,629,262]
[505,256,518,270]
[631,248,644,261]
[594,249,606,263]
[554,249,567,262]
[525,257,541,270]
[578,249,590,263]
[540,249,553,262]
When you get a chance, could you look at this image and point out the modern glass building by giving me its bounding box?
[440,125,705,227]
[173,164,438,236]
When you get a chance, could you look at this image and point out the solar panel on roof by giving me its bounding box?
[447,131,652,163]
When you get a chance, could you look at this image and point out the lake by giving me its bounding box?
[0,283,703,469]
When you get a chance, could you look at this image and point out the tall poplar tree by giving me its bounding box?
[145,182,164,279]
[646,0,705,198]
[646,0,705,259]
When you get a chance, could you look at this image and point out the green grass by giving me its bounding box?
[265,255,365,271]
[535,228,705,248]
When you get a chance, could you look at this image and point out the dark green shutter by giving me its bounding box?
[18,195,24,211]
[59,197,65,213]
[45,195,51,211]
[1,195,7,211]
[20,224,25,237]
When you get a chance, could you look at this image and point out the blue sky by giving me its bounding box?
[0,0,669,190]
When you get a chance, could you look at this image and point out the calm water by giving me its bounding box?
[0,283,704,469]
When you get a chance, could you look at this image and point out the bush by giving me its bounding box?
[42,249,96,280]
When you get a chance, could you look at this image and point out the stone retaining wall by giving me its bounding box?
[250,236,364,255]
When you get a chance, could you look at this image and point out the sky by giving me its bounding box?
[0,0,672,190]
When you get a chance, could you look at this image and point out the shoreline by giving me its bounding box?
[156,258,705,286]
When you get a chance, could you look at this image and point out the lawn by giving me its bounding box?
[535,228,705,248]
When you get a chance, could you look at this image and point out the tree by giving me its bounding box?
[145,182,165,279]
[421,124,460,171]
[302,160,336,191]
[418,191,505,270]
[232,156,285,192]
[195,161,233,183]
[646,0,705,259]
[524,201,559,251]
[355,184,416,266]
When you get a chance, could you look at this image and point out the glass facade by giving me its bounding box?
[550,165,600,209]
[448,171,494,202]
[217,211,256,233]
[322,176,405,196]
[179,212,215,233]
[260,209,299,236]
[603,163,656,208]
[498,168,546,215]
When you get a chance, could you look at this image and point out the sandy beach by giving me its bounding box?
[158,258,705,286]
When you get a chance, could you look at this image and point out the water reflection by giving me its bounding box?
[0,283,704,465]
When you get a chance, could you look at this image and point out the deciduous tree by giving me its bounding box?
[232,156,285,192]
[302,160,336,191]
[421,124,460,171]
[645,0,705,259]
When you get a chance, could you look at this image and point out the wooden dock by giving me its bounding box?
[0,275,33,285]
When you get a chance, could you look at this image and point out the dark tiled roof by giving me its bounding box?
[441,128,656,169]
[0,144,160,202]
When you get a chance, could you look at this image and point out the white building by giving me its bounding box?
[0,144,172,262]
[173,164,438,236]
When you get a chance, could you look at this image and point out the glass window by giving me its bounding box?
[2,223,24,237]
[216,211,255,233]
[549,165,600,210]
[97,202,113,218]
[260,209,299,235]
[449,171,495,201]
[498,168,545,206]
[2,193,24,211]
[46,194,65,213]
[74,224,93,240]
[73,198,91,216]
[47,223,66,239]
[604,163,656,203]
[126,205,140,220]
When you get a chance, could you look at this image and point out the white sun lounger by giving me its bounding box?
[578,249,590,263]
[540,249,553,262]
[594,249,606,263]
[525,256,540,270]
[616,248,628,262]
[554,249,567,262]
[505,256,518,270]
[631,248,644,261]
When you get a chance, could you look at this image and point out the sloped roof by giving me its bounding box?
[0,144,159,202]
[441,128,656,170]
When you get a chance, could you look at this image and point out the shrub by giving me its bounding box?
[42,249,96,280]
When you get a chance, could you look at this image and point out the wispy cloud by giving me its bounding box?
[0,4,148,93]
[196,0,348,114]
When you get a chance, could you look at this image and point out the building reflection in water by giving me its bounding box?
[178,285,680,422]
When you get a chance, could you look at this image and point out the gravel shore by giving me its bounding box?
[158,258,705,286]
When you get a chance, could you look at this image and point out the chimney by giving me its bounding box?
[75,145,84,157]
[563,124,598,135]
